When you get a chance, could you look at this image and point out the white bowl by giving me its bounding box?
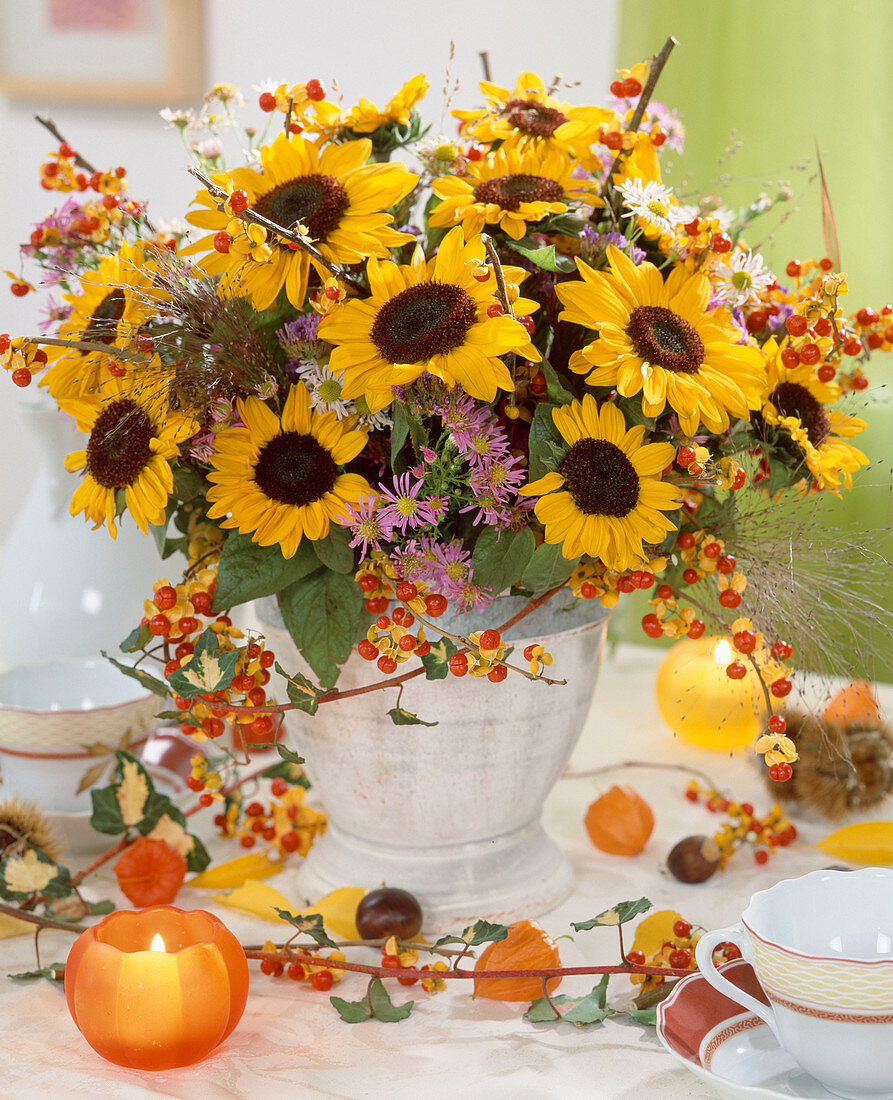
[0,657,160,812]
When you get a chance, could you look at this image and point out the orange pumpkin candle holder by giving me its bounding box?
[64,905,249,1071]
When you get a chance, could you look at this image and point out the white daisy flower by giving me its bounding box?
[617,179,682,236]
[291,360,355,419]
[710,249,774,308]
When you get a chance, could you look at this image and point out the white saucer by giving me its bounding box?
[656,959,870,1099]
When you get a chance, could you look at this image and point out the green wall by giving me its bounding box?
[614,0,892,680]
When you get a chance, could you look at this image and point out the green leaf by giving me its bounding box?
[524,994,572,1022]
[275,743,306,766]
[463,920,510,946]
[89,786,126,835]
[9,963,65,983]
[312,524,356,574]
[390,401,411,466]
[184,832,211,874]
[509,242,576,273]
[525,976,611,1026]
[521,542,577,594]
[539,212,587,236]
[277,568,365,688]
[102,653,168,698]
[572,898,652,931]
[0,846,72,901]
[168,628,240,699]
[538,360,576,405]
[387,707,437,727]
[85,899,116,916]
[273,909,338,949]
[471,526,535,596]
[213,529,319,611]
[330,995,373,1023]
[527,402,565,480]
[277,661,325,717]
[119,622,152,654]
[261,760,310,788]
[421,637,458,681]
[623,1007,658,1026]
[368,978,414,1022]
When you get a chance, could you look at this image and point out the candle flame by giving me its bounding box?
[714,639,733,665]
[150,933,166,953]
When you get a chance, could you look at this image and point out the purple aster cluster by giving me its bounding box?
[23,199,93,286]
[387,537,493,613]
[278,314,322,374]
[580,226,646,266]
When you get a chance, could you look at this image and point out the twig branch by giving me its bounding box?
[562,759,724,792]
[187,167,367,296]
[18,335,150,365]
[0,900,87,935]
[34,115,95,173]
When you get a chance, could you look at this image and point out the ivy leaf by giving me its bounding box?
[276,662,325,717]
[8,963,65,983]
[312,524,356,574]
[387,707,437,727]
[275,743,306,766]
[273,908,338,949]
[622,1007,658,1026]
[572,898,652,931]
[0,847,72,901]
[521,542,577,595]
[168,628,240,700]
[213,529,319,611]
[421,637,458,681]
[470,526,536,597]
[464,920,509,946]
[89,785,126,835]
[330,995,373,1023]
[102,653,168,698]
[509,243,576,274]
[369,978,414,1022]
[525,976,611,1026]
[277,568,365,688]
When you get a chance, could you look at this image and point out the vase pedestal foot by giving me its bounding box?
[285,817,574,933]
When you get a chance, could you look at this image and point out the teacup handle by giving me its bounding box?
[694,924,780,1041]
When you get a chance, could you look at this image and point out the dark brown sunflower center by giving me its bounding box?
[502,97,568,138]
[472,173,565,212]
[370,281,478,364]
[253,431,337,507]
[626,305,706,374]
[770,381,830,448]
[86,398,154,489]
[82,288,125,347]
[559,438,640,517]
[253,174,349,246]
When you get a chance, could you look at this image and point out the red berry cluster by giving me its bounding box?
[684,780,797,865]
[358,599,431,674]
[215,777,326,856]
[257,936,342,989]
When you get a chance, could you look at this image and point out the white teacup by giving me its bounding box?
[695,868,893,1099]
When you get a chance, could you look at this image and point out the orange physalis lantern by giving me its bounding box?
[113,836,187,906]
[584,785,654,855]
[65,906,249,1070]
[824,680,881,727]
[473,919,561,1001]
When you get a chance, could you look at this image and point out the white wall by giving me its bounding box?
[0,0,619,541]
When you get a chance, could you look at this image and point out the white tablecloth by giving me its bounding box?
[2,644,890,1100]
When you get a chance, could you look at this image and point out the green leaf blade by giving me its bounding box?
[277,569,365,688]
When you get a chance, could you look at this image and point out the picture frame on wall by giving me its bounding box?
[0,0,203,105]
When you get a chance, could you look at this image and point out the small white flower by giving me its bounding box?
[159,107,196,129]
[617,179,682,236]
[292,361,354,419]
[710,249,774,308]
[193,137,224,159]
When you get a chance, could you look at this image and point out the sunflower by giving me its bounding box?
[63,373,198,538]
[557,246,767,436]
[429,146,597,241]
[205,383,371,559]
[307,73,429,136]
[758,339,868,493]
[185,134,417,311]
[453,71,617,159]
[519,394,679,570]
[318,226,541,413]
[41,241,165,406]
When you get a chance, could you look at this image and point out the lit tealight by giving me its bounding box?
[150,933,165,952]
[656,634,768,751]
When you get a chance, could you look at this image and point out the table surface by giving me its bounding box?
[2,643,891,1100]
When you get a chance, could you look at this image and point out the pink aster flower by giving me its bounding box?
[376,473,437,534]
[338,496,393,558]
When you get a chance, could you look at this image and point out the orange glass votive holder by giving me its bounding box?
[64,905,249,1071]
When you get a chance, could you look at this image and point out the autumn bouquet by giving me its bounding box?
[2,39,889,785]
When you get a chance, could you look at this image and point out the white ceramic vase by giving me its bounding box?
[0,400,163,664]
[257,590,609,931]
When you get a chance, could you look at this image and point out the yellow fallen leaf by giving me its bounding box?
[293,887,365,940]
[630,909,684,960]
[214,879,300,922]
[189,850,283,889]
[0,912,33,939]
[816,821,893,865]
